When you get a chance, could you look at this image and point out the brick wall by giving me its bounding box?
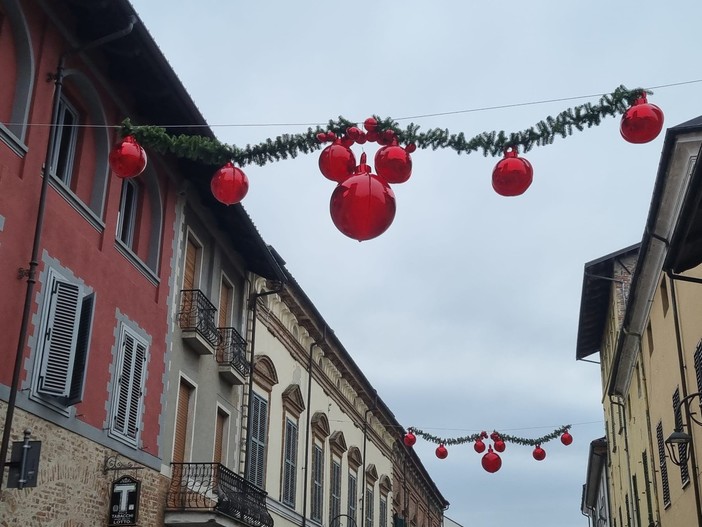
[0,403,169,526]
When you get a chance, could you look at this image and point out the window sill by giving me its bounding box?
[27,391,73,418]
[115,240,160,286]
[107,428,139,450]
[0,124,28,158]
[49,175,105,233]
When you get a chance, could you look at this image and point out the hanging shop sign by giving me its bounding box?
[108,475,141,526]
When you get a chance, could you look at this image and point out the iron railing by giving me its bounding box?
[179,290,218,346]
[168,463,273,527]
[216,327,250,376]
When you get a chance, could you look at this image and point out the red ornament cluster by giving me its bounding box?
[620,93,664,144]
[403,429,574,473]
[321,118,415,241]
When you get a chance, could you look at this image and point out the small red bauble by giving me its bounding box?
[210,162,249,205]
[109,135,147,179]
[319,142,356,183]
[481,446,502,473]
[620,94,664,144]
[403,432,416,447]
[560,432,573,446]
[474,439,486,454]
[533,446,546,461]
[436,444,448,459]
[492,148,533,196]
[405,143,417,154]
[375,144,413,184]
[494,440,506,453]
[329,153,396,241]
[316,132,328,143]
[364,117,378,132]
[346,126,362,142]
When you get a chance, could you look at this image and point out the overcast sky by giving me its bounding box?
[130,2,702,525]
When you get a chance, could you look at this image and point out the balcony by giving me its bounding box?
[216,327,250,385]
[166,463,274,527]
[179,290,218,355]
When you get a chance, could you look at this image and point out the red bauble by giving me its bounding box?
[329,153,396,241]
[109,135,147,179]
[481,446,502,473]
[533,446,546,461]
[319,142,356,183]
[492,148,533,196]
[316,132,328,143]
[375,144,412,184]
[405,143,417,154]
[403,432,416,447]
[364,117,378,132]
[474,439,486,454]
[620,94,664,144]
[436,444,448,459]
[494,440,506,453]
[346,126,362,142]
[210,162,249,205]
[560,432,573,446]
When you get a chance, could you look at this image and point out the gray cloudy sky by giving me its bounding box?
[131,1,702,525]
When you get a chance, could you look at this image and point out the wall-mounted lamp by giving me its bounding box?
[665,392,702,467]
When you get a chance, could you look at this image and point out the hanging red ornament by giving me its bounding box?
[405,143,417,154]
[436,444,448,459]
[346,126,362,142]
[316,132,328,143]
[210,162,249,205]
[474,439,486,454]
[560,431,573,446]
[364,117,378,132]
[341,136,354,148]
[366,130,379,143]
[494,439,506,453]
[481,446,502,473]
[329,153,396,241]
[326,131,337,142]
[533,445,546,461]
[356,132,368,145]
[109,135,147,179]
[403,432,416,447]
[375,144,413,184]
[492,148,533,197]
[620,94,664,144]
[319,141,356,183]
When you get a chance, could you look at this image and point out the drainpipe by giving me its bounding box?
[609,395,638,527]
[242,280,283,484]
[360,392,378,527]
[0,15,137,491]
[302,326,327,527]
[666,270,702,527]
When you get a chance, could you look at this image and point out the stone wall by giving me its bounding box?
[0,403,169,527]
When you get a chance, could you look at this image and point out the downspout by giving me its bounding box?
[242,280,283,483]
[361,392,378,527]
[0,15,137,491]
[666,270,702,527]
[637,339,660,527]
[609,396,636,526]
[302,326,327,527]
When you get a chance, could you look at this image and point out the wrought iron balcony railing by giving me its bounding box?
[179,290,219,346]
[216,327,250,376]
[168,462,273,527]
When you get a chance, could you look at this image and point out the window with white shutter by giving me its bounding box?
[329,458,341,526]
[248,392,268,488]
[109,325,148,447]
[282,418,298,507]
[34,268,94,406]
[348,470,357,525]
[311,443,324,522]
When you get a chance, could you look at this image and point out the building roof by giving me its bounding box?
[575,245,640,360]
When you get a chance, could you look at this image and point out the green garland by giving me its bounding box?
[408,425,571,447]
[120,85,647,169]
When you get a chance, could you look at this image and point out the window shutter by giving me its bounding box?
[173,381,192,463]
[214,410,226,464]
[112,327,148,444]
[67,293,94,405]
[249,394,268,488]
[184,237,198,290]
[37,276,82,397]
[283,419,298,505]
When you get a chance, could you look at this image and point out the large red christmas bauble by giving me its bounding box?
[403,432,416,447]
[109,135,147,179]
[560,432,573,446]
[494,440,506,453]
[436,444,448,459]
[329,154,396,241]
[482,446,502,473]
[474,439,486,454]
[533,446,546,461]
[211,162,249,205]
[492,148,533,196]
[319,142,356,183]
[375,144,412,184]
[620,94,664,144]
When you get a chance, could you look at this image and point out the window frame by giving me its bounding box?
[48,94,80,186]
[365,485,374,527]
[248,391,269,488]
[311,441,325,522]
[348,469,358,525]
[116,178,139,248]
[282,416,298,507]
[329,456,342,526]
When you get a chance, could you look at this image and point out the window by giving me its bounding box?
[282,418,298,507]
[49,95,79,185]
[311,443,324,522]
[348,470,357,525]
[117,179,139,247]
[109,325,148,446]
[656,421,671,506]
[672,388,690,485]
[248,392,268,488]
[329,458,341,526]
[34,268,93,406]
[365,486,374,527]
[218,277,234,328]
[183,233,201,290]
[380,497,387,527]
[173,379,194,463]
[214,408,229,465]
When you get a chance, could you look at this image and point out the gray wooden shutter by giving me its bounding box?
[37,274,82,397]
[67,293,94,405]
[249,393,268,488]
[113,328,147,443]
[283,418,297,505]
